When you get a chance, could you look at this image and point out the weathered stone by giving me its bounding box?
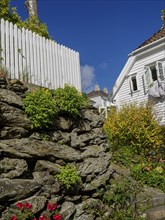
[0,158,28,179]
[52,131,71,144]
[33,171,60,195]
[0,88,23,107]
[0,126,29,139]
[78,154,111,177]
[74,198,103,220]
[146,205,165,220]
[81,145,105,158]
[9,79,24,86]
[9,83,28,94]
[2,195,47,220]
[0,77,8,86]
[81,108,104,128]
[83,168,114,191]
[35,160,61,174]
[60,201,76,220]
[0,178,41,203]
[0,102,31,129]
[0,138,82,161]
[54,116,74,130]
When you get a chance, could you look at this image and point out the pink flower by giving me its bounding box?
[16,202,23,210]
[10,215,17,220]
[53,214,63,220]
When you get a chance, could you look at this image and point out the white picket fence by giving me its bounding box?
[0,18,81,91]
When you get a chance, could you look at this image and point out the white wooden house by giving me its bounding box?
[87,84,112,117]
[109,16,165,125]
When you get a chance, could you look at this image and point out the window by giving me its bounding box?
[144,61,165,93]
[129,74,138,93]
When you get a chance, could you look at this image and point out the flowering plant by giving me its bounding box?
[10,201,62,220]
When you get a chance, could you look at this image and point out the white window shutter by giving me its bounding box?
[156,61,165,81]
[143,67,151,94]
[128,76,133,94]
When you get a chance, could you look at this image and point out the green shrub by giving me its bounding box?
[103,103,164,157]
[131,162,165,192]
[23,88,57,129]
[56,164,81,189]
[94,177,148,220]
[0,0,50,38]
[52,84,89,117]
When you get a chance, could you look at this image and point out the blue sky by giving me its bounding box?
[11,0,165,93]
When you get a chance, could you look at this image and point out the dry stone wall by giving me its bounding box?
[0,78,165,220]
[0,78,114,220]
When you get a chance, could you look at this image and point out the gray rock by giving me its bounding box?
[0,178,41,203]
[33,171,60,195]
[82,108,104,128]
[0,138,82,161]
[70,128,104,148]
[0,102,31,129]
[0,158,28,179]
[0,126,28,139]
[83,168,114,191]
[60,201,76,220]
[74,198,103,220]
[146,205,165,220]
[35,160,61,174]
[78,154,111,177]
[54,116,74,130]
[81,145,105,158]
[0,88,23,107]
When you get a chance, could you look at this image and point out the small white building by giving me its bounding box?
[110,14,165,125]
[87,85,113,117]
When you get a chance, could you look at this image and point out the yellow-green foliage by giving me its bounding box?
[56,164,81,189]
[0,0,50,39]
[103,103,164,156]
[0,0,21,24]
[52,84,89,118]
[23,88,57,129]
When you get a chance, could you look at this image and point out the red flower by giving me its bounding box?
[23,202,32,209]
[47,202,57,211]
[47,202,52,211]
[39,215,47,220]
[10,215,17,220]
[16,202,23,210]
[51,204,57,211]
[53,214,62,220]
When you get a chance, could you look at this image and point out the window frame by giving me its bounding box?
[143,61,165,94]
[129,74,139,94]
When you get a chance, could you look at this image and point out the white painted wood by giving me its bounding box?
[0,19,5,68]
[14,24,19,79]
[111,36,165,125]
[9,22,14,78]
[0,18,81,91]
[5,20,10,73]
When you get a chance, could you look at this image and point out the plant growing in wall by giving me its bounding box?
[56,163,81,189]
[52,84,89,118]
[23,88,57,129]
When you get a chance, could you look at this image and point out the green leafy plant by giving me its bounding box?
[131,162,165,192]
[9,201,62,220]
[52,84,89,118]
[56,163,81,189]
[23,88,57,129]
[97,177,149,220]
[103,103,164,157]
[0,0,51,39]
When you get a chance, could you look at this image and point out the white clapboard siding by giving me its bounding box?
[0,18,81,91]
